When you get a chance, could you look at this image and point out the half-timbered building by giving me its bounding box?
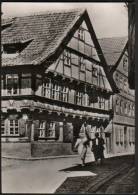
[1,9,118,157]
[99,37,135,155]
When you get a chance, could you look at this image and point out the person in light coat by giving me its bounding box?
[74,132,89,166]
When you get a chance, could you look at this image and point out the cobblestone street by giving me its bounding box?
[56,155,135,194]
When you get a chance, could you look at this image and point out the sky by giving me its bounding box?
[2,2,128,38]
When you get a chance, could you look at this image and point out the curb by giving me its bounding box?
[2,152,134,161]
[2,154,79,161]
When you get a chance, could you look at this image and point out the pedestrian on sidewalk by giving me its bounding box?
[74,132,89,166]
[91,132,105,165]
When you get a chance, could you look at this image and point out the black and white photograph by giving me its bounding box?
[1,2,135,194]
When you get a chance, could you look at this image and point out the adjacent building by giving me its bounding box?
[99,37,135,155]
[1,9,118,157]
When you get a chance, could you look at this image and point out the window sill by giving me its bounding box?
[1,135,20,137]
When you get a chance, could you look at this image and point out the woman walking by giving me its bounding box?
[74,132,89,166]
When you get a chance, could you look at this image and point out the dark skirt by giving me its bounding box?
[92,146,104,161]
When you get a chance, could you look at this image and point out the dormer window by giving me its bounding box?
[2,39,32,57]
[3,43,20,54]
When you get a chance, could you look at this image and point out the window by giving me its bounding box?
[128,104,131,116]
[120,129,123,144]
[124,79,128,92]
[92,67,98,77]
[52,83,60,100]
[76,91,83,105]
[119,76,123,89]
[43,79,51,98]
[123,56,128,70]
[2,40,32,55]
[39,121,46,138]
[64,50,71,66]
[6,74,19,95]
[99,97,105,109]
[115,99,120,114]
[78,28,85,41]
[1,75,4,90]
[60,86,69,102]
[120,101,124,114]
[46,122,56,138]
[115,127,119,144]
[124,102,127,115]
[1,119,6,135]
[9,120,19,135]
[132,105,135,117]
[79,57,85,71]
[21,74,31,95]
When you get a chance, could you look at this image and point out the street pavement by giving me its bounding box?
[2,152,135,194]
[2,154,94,193]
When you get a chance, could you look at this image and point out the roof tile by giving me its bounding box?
[2,9,85,66]
[99,36,128,66]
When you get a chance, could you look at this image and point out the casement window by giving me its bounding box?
[99,97,105,109]
[76,91,83,105]
[46,122,56,138]
[124,102,127,115]
[6,74,19,95]
[128,104,131,116]
[64,50,71,66]
[1,75,4,89]
[78,28,85,41]
[21,73,31,95]
[8,120,19,135]
[39,121,46,138]
[120,129,123,144]
[115,99,120,114]
[43,79,52,98]
[60,86,69,102]
[123,56,128,71]
[1,119,6,135]
[119,76,123,89]
[51,83,60,100]
[124,79,128,92]
[129,128,133,144]
[115,127,119,144]
[120,100,124,114]
[92,67,98,77]
[79,57,85,71]
[132,105,135,117]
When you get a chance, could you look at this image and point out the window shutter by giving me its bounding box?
[63,123,73,143]
[55,122,60,140]
[19,119,26,137]
[33,120,39,141]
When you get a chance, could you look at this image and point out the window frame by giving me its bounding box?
[1,119,6,135]
[78,27,85,41]
[79,57,86,72]
[6,74,19,95]
[39,120,46,138]
[76,91,83,105]
[63,50,71,66]
[8,119,19,136]
[46,121,56,138]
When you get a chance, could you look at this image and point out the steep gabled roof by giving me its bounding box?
[2,9,85,66]
[99,36,128,67]
[1,9,118,93]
